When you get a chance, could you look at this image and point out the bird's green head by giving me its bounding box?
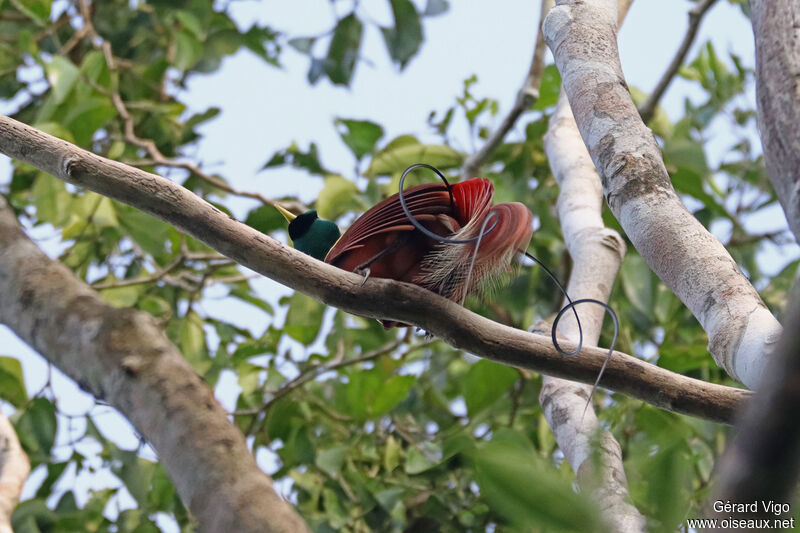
[275,204,340,261]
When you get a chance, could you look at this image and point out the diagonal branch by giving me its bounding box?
[0,114,749,423]
[637,0,718,123]
[0,413,28,533]
[544,0,782,389]
[460,0,552,179]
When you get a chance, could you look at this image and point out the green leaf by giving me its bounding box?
[620,253,654,317]
[92,196,118,228]
[307,57,327,84]
[335,118,384,160]
[174,30,203,70]
[322,487,348,529]
[380,0,423,69]
[99,285,142,308]
[14,397,57,460]
[241,25,279,64]
[366,143,462,176]
[237,362,262,396]
[264,397,302,441]
[289,36,315,55]
[111,449,155,507]
[12,500,55,532]
[405,441,442,474]
[325,13,363,85]
[383,435,402,472]
[462,359,518,417]
[117,204,172,258]
[533,64,562,110]
[372,375,414,416]
[148,465,176,512]
[177,311,210,373]
[34,461,68,500]
[244,204,286,234]
[638,439,693,532]
[0,356,27,407]
[175,11,205,40]
[283,291,326,344]
[423,0,449,16]
[228,285,275,315]
[471,440,606,532]
[31,121,75,144]
[374,487,406,511]
[31,172,70,225]
[316,446,348,476]
[345,369,413,420]
[80,50,111,88]
[261,142,329,176]
[45,56,79,104]
[10,0,51,25]
[316,175,360,221]
[662,138,708,178]
[62,96,116,146]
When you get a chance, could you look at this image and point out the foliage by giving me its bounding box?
[0,1,794,532]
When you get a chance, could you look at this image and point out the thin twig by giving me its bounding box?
[239,334,437,419]
[460,0,552,179]
[637,0,718,122]
[91,253,185,289]
[74,0,282,208]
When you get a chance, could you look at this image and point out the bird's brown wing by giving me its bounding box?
[324,182,455,265]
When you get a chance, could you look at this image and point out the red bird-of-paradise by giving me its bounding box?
[277,164,618,411]
[277,164,533,328]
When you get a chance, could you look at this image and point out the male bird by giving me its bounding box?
[277,177,534,328]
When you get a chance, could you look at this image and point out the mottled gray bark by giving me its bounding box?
[542,88,646,533]
[751,0,800,244]
[0,197,310,533]
[544,0,781,389]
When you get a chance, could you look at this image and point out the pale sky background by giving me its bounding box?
[1,1,796,530]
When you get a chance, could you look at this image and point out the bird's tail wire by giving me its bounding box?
[398,164,619,414]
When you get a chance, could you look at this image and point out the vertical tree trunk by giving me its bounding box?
[750,0,800,243]
[542,90,645,532]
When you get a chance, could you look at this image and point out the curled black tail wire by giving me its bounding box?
[399,164,620,413]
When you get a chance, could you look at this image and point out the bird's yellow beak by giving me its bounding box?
[274,203,297,222]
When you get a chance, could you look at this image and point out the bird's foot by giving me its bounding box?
[354,266,371,287]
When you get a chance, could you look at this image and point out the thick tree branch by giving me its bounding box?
[538,4,645,530]
[0,413,28,533]
[543,0,782,389]
[460,0,552,179]
[750,0,800,244]
[637,0,718,123]
[0,198,309,533]
[711,286,800,518]
[0,114,749,423]
[542,84,645,533]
